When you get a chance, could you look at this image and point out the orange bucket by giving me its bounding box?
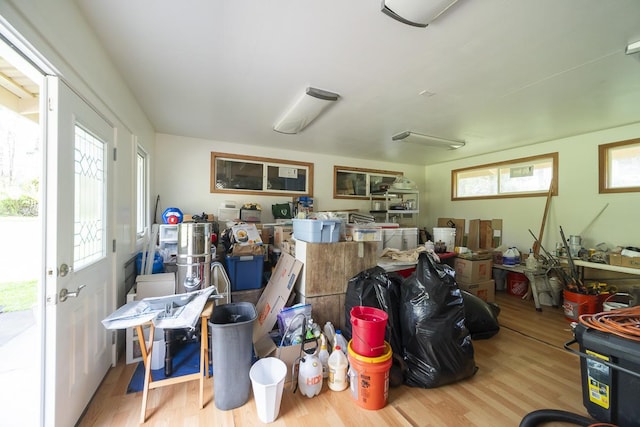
[563,290,602,321]
[347,340,392,410]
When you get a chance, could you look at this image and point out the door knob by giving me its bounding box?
[59,285,86,302]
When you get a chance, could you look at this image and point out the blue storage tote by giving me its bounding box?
[226,255,264,291]
[292,219,341,243]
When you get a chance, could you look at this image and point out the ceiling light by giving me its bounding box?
[273,87,340,134]
[626,40,640,55]
[392,131,465,149]
[381,0,459,28]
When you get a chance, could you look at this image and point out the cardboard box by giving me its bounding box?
[273,225,293,249]
[459,279,495,303]
[454,258,493,284]
[253,252,304,357]
[610,253,640,269]
[231,223,262,246]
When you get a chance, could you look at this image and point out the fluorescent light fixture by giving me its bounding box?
[381,0,459,27]
[626,40,640,55]
[273,87,340,134]
[392,131,465,149]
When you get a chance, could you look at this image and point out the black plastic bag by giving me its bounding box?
[462,291,501,340]
[344,266,405,386]
[401,252,477,388]
[344,266,403,356]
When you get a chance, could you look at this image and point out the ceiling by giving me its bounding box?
[75,0,640,166]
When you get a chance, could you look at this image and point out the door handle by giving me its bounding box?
[59,284,86,302]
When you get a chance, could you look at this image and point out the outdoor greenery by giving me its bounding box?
[0,195,38,216]
[0,280,38,312]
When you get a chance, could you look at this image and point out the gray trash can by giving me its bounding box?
[209,302,257,410]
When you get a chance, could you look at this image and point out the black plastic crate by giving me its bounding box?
[565,324,640,427]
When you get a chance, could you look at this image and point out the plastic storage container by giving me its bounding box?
[346,225,382,242]
[209,302,257,410]
[225,255,264,291]
[568,323,640,427]
[292,219,341,243]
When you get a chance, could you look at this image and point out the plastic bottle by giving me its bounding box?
[323,321,335,351]
[318,334,330,378]
[297,353,323,398]
[328,345,349,391]
[334,329,348,356]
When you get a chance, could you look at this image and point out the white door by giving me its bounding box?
[44,77,114,427]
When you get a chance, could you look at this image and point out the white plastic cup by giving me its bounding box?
[249,357,287,423]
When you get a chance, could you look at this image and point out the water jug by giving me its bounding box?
[328,345,349,391]
[503,247,521,266]
[297,353,323,398]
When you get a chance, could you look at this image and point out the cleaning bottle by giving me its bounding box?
[318,333,330,378]
[297,351,323,398]
[328,344,349,391]
[334,329,348,356]
[323,321,335,351]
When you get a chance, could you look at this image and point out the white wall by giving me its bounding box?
[1,1,155,293]
[155,133,427,225]
[424,122,640,254]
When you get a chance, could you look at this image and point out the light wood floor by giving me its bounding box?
[78,291,589,426]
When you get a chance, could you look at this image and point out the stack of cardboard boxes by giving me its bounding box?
[454,257,495,303]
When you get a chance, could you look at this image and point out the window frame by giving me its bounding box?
[210,152,314,196]
[333,166,402,200]
[135,142,148,240]
[451,153,558,201]
[598,138,640,194]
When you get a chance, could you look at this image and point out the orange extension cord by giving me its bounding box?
[579,305,640,342]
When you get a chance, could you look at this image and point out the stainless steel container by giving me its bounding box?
[176,222,212,293]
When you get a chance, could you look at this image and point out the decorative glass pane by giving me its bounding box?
[74,125,106,269]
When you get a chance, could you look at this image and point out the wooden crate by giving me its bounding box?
[295,292,347,332]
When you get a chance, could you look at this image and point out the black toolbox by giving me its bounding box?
[565,323,640,427]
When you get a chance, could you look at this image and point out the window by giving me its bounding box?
[334,166,401,199]
[136,143,148,238]
[599,138,640,193]
[452,153,558,200]
[211,152,313,196]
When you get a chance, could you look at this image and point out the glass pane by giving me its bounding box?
[457,169,498,197]
[370,174,397,194]
[499,159,553,194]
[136,151,146,235]
[609,144,640,188]
[74,125,106,269]
[215,158,263,191]
[336,171,366,196]
[267,165,306,191]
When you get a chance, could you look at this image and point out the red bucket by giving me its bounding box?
[350,306,388,357]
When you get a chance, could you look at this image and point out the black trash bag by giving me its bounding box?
[461,290,501,340]
[401,251,478,388]
[344,266,405,387]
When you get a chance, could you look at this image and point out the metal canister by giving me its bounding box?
[176,222,212,293]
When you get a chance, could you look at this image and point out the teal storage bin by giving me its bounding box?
[226,255,264,291]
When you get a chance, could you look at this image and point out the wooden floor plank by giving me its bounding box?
[78,290,591,426]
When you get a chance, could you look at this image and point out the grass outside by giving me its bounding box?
[0,280,38,312]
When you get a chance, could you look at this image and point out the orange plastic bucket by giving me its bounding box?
[350,306,388,357]
[347,340,392,410]
[563,290,602,321]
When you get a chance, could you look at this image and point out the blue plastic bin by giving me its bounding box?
[226,255,264,291]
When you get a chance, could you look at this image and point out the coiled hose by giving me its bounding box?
[579,305,640,342]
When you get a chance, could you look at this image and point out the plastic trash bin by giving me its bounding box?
[250,357,287,423]
[209,302,257,410]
